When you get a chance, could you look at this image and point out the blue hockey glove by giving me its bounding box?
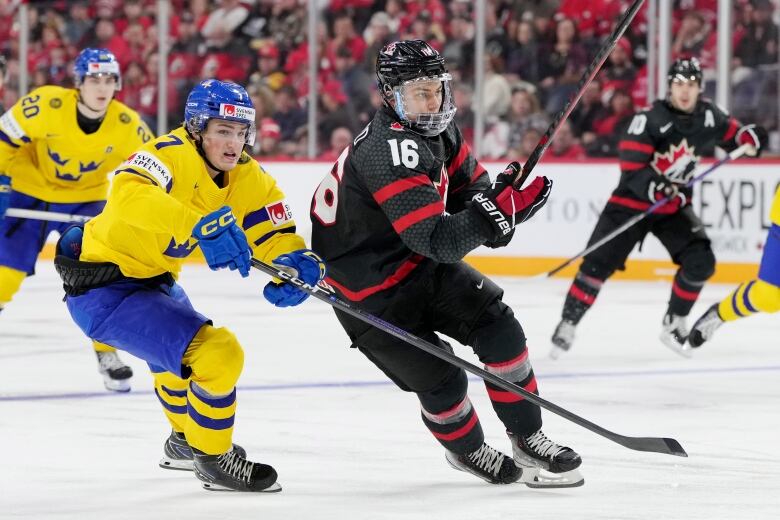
[0,174,11,219]
[193,206,251,278]
[263,249,326,307]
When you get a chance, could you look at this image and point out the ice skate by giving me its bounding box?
[193,447,281,492]
[445,442,521,484]
[96,351,133,392]
[688,304,724,348]
[550,320,576,359]
[508,429,584,488]
[159,431,246,471]
[659,312,692,358]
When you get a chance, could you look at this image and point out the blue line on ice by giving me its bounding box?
[2,364,779,402]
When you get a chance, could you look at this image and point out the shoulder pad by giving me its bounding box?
[353,119,437,176]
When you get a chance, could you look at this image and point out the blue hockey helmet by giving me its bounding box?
[73,48,121,90]
[184,79,257,146]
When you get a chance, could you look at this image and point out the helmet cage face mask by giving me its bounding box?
[390,73,456,136]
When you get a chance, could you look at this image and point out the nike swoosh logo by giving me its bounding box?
[476,280,484,290]
[660,123,673,133]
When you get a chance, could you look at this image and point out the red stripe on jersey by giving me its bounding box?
[470,163,488,184]
[620,160,646,171]
[430,412,479,441]
[485,378,538,403]
[723,118,739,142]
[608,195,677,214]
[569,285,595,305]
[392,201,444,233]
[448,142,470,173]
[619,140,654,155]
[485,350,528,369]
[325,254,425,302]
[672,281,700,301]
[373,175,430,204]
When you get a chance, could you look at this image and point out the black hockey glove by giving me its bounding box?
[736,124,768,157]
[471,162,552,240]
[484,228,515,249]
[648,176,687,212]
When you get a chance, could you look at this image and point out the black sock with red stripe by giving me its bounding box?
[667,270,703,316]
[420,396,485,454]
[562,271,604,324]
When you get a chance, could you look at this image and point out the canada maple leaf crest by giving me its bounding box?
[650,139,699,180]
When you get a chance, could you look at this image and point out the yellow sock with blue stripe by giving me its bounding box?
[718,279,780,322]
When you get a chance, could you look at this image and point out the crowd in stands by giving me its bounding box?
[0,0,777,159]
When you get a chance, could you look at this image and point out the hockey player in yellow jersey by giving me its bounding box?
[55,79,326,492]
[0,48,153,392]
[688,186,780,346]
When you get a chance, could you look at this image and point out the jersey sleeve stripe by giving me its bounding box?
[252,227,296,246]
[723,118,739,141]
[392,201,444,233]
[325,253,425,301]
[469,163,487,184]
[448,141,470,172]
[242,208,270,229]
[619,140,654,154]
[620,160,646,171]
[373,175,430,204]
[0,130,20,148]
[115,167,159,186]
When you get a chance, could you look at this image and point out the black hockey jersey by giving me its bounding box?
[310,107,494,306]
[613,98,742,214]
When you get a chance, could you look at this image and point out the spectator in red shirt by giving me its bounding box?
[254,117,294,160]
[92,18,132,67]
[549,120,586,160]
[114,0,153,37]
[318,126,353,162]
[328,12,367,64]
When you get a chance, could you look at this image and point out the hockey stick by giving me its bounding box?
[513,0,646,188]
[251,257,687,457]
[5,208,93,223]
[539,143,753,279]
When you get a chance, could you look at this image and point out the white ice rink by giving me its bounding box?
[1,261,778,520]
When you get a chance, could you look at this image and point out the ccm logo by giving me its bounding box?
[198,212,235,236]
[473,193,512,235]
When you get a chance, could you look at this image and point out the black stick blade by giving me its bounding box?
[618,436,688,457]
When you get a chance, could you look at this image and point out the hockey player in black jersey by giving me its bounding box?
[551,58,766,359]
[311,40,583,488]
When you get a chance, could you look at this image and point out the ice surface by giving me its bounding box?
[1,262,778,519]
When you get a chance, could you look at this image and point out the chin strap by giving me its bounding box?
[185,127,225,176]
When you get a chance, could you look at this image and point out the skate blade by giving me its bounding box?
[659,335,693,359]
[102,376,131,392]
[159,458,194,471]
[521,467,585,489]
[201,481,282,493]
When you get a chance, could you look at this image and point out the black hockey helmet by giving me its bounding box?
[667,57,702,86]
[375,39,456,136]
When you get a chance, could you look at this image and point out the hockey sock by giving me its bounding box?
[668,271,704,316]
[92,341,118,353]
[484,357,542,437]
[718,279,780,321]
[562,271,603,324]
[186,381,236,455]
[153,369,188,432]
[0,266,26,306]
[420,396,485,455]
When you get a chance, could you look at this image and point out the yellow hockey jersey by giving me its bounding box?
[0,85,153,203]
[82,126,306,279]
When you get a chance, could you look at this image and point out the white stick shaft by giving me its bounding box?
[5,208,93,223]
